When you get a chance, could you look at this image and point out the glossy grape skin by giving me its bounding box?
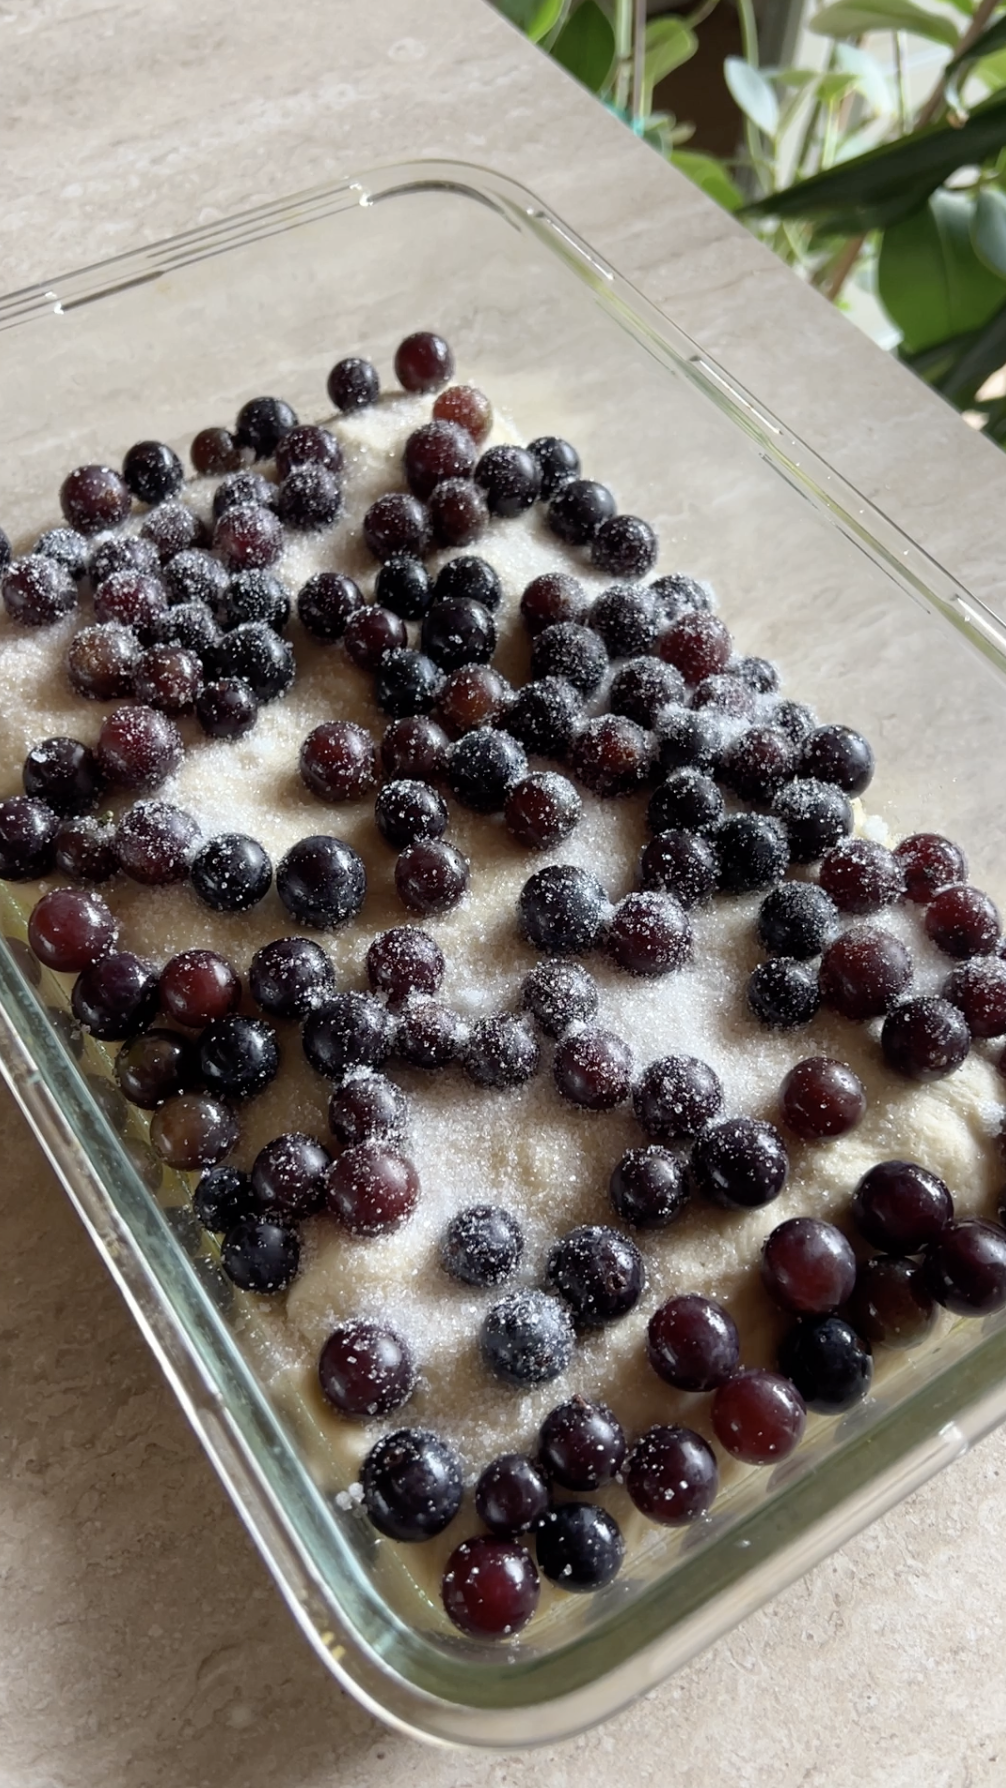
[553,1028,634,1110]
[191,833,273,913]
[881,996,971,1080]
[394,999,468,1070]
[441,1205,523,1286]
[632,1053,723,1140]
[366,925,445,1004]
[433,384,493,441]
[639,831,719,909]
[328,1074,409,1148]
[67,623,141,700]
[299,721,377,804]
[195,679,259,740]
[503,773,580,852]
[818,839,904,914]
[647,1294,739,1391]
[798,724,874,794]
[198,1014,279,1101]
[571,715,651,798]
[474,445,541,518]
[521,960,598,1037]
[53,817,116,883]
[437,665,512,737]
[150,1094,239,1170]
[114,1028,197,1108]
[536,1504,625,1594]
[943,957,1006,1037]
[374,780,448,850]
[325,1143,419,1235]
[23,735,102,816]
[71,951,159,1039]
[658,612,732,683]
[547,1225,644,1326]
[297,571,364,641]
[220,1216,300,1293]
[361,1426,463,1541]
[248,936,335,1020]
[547,478,616,545]
[818,927,913,1021]
[711,1371,806,1465]
[442,1537,540,1637]
[527,435,580,497]
[28,888,118,973]
[757,882,837,960]
[190,426,242,475]
[192,1166,254,1234]
[404,420,476,500]
[761,1218,857,1315]
[380,716,450,783]
[517,864,609,957]
[772,778,853,864]
[213,502,284,570]
[276,834,366,929]
[122,439,184,504]
[395,840,469,915]
[591,514,657,579]
[777,1316,872,1413]
[624,1425,718,1525]
[362,493,432,562]
[96,704,183,792]
[520,571,589,635]
[375,556,432,621]
[302,991,396,1080]
[344,605,409,673]
[250,1132,331,1220]
[374,648,444,720]
[851,1160,953,1254]
[234,394,297,457]
[538,1398,626,1489]
[113,800,200,885]
[692,1117,788,1210]
[475,1455,550,1537]
[925,885,1000,959]
[779,1056,866,1140]
[160,950,241,1028]
[715,814,789,894]
[894,832,967,903]
[607,892,692,977]
[318,1320,415,1419]
[609,1145,690,1229]
[327,356,379,412]
[480,1291,575,1387]
[394,332,455,392]
[923,1220,1006,1316]
[848,1256,937,1350]
[0,796,59,880]
[60,463,131,534]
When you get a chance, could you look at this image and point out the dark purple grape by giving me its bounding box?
[113,800,200,884]
[606,891,692,977]
[395,332,454,392]
[474,445,541,517]
[363,493,431,562]
[691,672,756,720]
[344,605,408,673]
[633,1053,723,1140]
[374,781,448,852]
[761,1217,857,1315]
[22,737,103,817]
[944,957,1006,1036]
[191,427,242,475]
[318,1320,415,1419]
[819,927,912,1020]
[302,992,396,1080]
[521,961,597,1037]
[895,832,967,903]
[692,1117,788,1209]
[647,1293,739,1391]
[436,665,512,737]
[276,834,366,928]
[299,721,377,804]
[192,1166,254,1233]
[89,534,159,584]
[881,996,970,1080]
[421,596,496,671]
[93,568,168,637]
[715,814,789,893]
[520,571,589,635]
[747,958,820,1029]
[247,936,334,1021]
[852,1160,953,1254]
[326,1142,419,1235]
[547,1225,644,1325]
[923,1220,1006,1315]
[624,1425,718,1525]
[217,568,290,631]
[527,436,580,497]
[536,1504,624,1594]
[164,548,230,610]
[658,612,732,683]
[711,1371,806,1464]
[297,571,364,641]
[28,887,117,972]
[213,503,284,572]
[275,423,343,481]
[609,1145,689,1229]
[502,678,582,758]
[433,555,502,611]
[213,620,294,701]
[591,514,657,578]
[480,1291,575,1387]
[195,678,259,739]
[926,885,1000,959]
[504,772,581,850]
[151,1094,238,1170]
[34,527,87,579]
[221,1216,300,1292]
[655,706,732,775]
[60,463,131,534]
[538,1399,625,1489]
[433,384,493,441]
[610,656,685,727]
[772,779,853,863]
[405,420,476,500]
[475,1455,550,1538]
[122,440,184,504]
[199,1014,279,1100]
[277,461,343,531]
[328,1074,408,1148]
[639,830,719,908]
[212,470,277,520]
[141,501,208,562]
[441,1205,523,1286]
[3,555,77,626]
[442,1538,540,1637]
[778,1316,872,1413]
[590,584,659,657]
[361,1427,461,1541]
[819,838,904,914]
[757,882,837,959]
[71,950,159,1038]
[67,622,140,700]
[133,645,203,713]
[96,704,182,791]
[848,1256,937,1349]
[250,1131,331,1219]
[366,926,444,1003]
[395,999,468,1069]
[0,796,58,880]
[553,1027,633,1110]
[464,1014,540,1089]
[780,1056,866,1139]
[374,648,444,719]
[328,356,379,411]
[160,949,241,1027]
[772,698,818,743]
[799,724,874,795]
[375,556,432,622]
[733,654,780,694]
[395,839,469,914]
[650,573,713,620]
[234,394,297,458]
[517,863,609,956]
[191,833,272,912]
[548,479,616,545]
[530,622,607,696]
[114,1028,196,1108]
[447,727,526,813]
[53,817,116,882]
[720,727,795,804]
[380,715,450,782]
[569,715,650,797]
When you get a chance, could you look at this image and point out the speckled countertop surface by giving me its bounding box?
[3,3,1006,1782]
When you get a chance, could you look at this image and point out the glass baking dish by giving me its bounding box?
[3,159,1006,1750]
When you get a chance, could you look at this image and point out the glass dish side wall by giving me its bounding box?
[1,163,1006,1748]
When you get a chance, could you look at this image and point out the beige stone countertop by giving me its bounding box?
[4,1,1006,1782]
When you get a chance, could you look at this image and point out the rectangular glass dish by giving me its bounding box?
[4,161,1006,1749]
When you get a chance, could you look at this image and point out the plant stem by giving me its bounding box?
[631,0,647,126]
[735,0,770,197]
[893,32,908,135]
[613,0,633,112]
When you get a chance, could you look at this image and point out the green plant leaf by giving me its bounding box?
[724,57,780,137]
[550,0,616,92]
[972,47,1006,95]
[527,0,567,41]
[671,150,745,211]
[744,89,1006,232]
[946,16,1006,112]
[809,0,959,48]
[972,185,1006,274]
[817,71,859,105]
[644,16,698,88]
[834,42,894,116]
[877,190,1006,353]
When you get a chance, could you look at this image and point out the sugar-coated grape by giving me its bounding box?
[925,885,1000,959]
[475,1454,550,1537]
[395,839,469,914]
[326,1142,419,1235]
[692,1117,788,1209]
[250,1132,331,1220]
[518,863,609,956]
[220,1215,300,1292]
[547,1225,644,1325]
[895,832,966,903]
[276,834,366,928]
[302,991,396,1080]
[779,1056,866,1139]
[607,891,692,976]
[442,1537,540,1637]
[624,1425,718,1525]
[191,833,273,912]
[521,960,598,1037]
[819,927,912,1021]
[328,1074,408,1148]
[160,949,241,1027]
[538,1398,626,1489]
[553,1027,633,1110]
[299,721,377,803]
[441,1205,523,1286]
[881,996,970,1080]
[609,1145,689,1229]
[361,1426,463,1542]
[366,925,445,1003]
[318,1320,415,1419]
[464,1014,540,1089]
[633,1053,723,1140]
[480,1291,575,1387]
